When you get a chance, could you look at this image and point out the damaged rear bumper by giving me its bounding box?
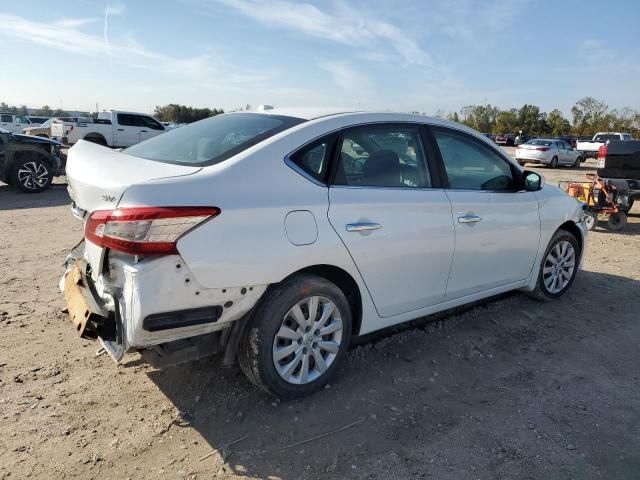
[60,240,267,363]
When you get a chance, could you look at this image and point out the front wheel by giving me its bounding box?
[10,154,53,193]
[238,274,352,398]
[530,229,579,301]
[573,156,582,167]
[549,156,558,168]
[584,211,597,231]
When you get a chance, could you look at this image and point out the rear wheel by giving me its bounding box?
[530,229,579,301]
[607,212,627,231]
[550,156,558,168]
[238,274,352,398]
[517,160,526,166]
[619,198,634,215]
[10,154,53,193]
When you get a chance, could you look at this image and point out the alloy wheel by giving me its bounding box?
[542,240,576,294]
[272,296,343,385]
[17,161,50,190]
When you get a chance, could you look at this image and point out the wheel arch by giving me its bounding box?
[281,264,363,338]
[84,132,107,144]
[557,220,584,256]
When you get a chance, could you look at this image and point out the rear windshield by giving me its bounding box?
[594,134,619,141]
[526,139,552,146]
[125,113,305,166]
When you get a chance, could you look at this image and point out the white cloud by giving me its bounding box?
[214,0,433,67]
[321,61,372,92]
[54,18,99,28]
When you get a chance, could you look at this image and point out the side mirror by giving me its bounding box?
[523,170,544,191]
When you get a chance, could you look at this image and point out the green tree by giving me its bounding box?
[546,109,571,136]
[495,109,519,134]
[517,104,545,135]
[18,105,29,116]
[446,111,460,123]
[460,104,499,132]
[571,97,609,135]
[37,105,53,117]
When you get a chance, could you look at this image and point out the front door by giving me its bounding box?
[327,124,454,318]
[430,127,541,299]
[115,113,142,147]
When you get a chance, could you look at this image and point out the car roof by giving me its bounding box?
[250,107,358,120]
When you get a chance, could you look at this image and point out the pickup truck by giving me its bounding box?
[0,113,33,133]
[576,132,634,159]
[51,110,167,147]
[597,140,640,213]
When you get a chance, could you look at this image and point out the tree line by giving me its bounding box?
[153,104,225,123]
[439,97,640,138]
[0,102,70,117]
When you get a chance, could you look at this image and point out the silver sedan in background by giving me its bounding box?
[516,139,582,168]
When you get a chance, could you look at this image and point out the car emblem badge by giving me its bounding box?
[102,194,116,203]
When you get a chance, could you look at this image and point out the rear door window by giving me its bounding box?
[1,115,13,123]
[333,125,431,188]
[433,128,515,191]
[117,114,141,127]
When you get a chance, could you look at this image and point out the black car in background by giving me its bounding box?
[0,127,66,192]
[495,133,516,146]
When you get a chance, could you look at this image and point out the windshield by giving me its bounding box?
[37,118,53,128]
[526,139,552,146]
[125,113,305,166]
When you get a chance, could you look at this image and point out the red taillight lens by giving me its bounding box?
[85,207,220,255]
[598,144,608,159]
[535,147,550,152]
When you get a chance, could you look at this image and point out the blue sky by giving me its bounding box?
[1,0,638,116]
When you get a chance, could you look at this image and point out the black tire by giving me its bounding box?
[607,212,627,231]
[10,154,53,193]
[584,211,597,231]
[85,135,107,146]
[550,156,558,168]
[517,160,526,166]
[573,156,582,167]
[238,274,352,398]
[530,229,580,301]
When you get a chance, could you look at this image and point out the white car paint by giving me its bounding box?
[576,132,634,159]
[61,110,587,362]
[516,139,582,167]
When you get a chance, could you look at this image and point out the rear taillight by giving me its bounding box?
[535,147,550,152]
[85,207,220,255]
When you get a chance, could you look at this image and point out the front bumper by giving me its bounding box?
[60,240,267,361]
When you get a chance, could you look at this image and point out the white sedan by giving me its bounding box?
[61,109,587,397]
[516,138,583,168]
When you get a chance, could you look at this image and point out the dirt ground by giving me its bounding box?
[1,156,639,479]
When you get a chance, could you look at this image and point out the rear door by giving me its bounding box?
[327,124,454,318]
[138,115,166,142]
[115,113,142,146]
[430,127,540,300]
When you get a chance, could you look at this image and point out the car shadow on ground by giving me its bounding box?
[0,181,69,210]
[145,270,640,479]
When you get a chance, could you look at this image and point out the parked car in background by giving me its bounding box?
[495,133,516,146]
[23,117,92,138]
[60,109,587,398]
[22,117,54,137]
[0,113,32,133]
[51,110,167,147]
[0,127,65,192]
[28,116,50,126]
[516,138,582,168]
[597,140,640,214]
[576,132,634,159]
[481,133,495,142]
[515,134,531,145]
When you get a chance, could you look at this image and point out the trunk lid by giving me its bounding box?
[66,140,201,213]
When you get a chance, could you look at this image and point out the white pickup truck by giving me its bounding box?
[51,110,167,147]
[576,132,634,159]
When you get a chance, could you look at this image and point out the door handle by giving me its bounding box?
[140,130,148,133]
[346,222,382,232]
[117,128,125,131]
[458,215,482,224]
